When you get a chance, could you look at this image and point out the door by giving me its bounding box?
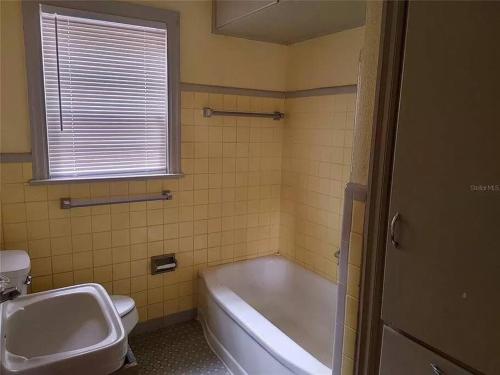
[381,2,500,374]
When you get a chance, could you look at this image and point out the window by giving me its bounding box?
[23,2,181,182]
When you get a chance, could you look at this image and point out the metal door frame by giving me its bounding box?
[355,1,408,374]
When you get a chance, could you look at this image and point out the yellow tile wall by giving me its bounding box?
[0,91,283,322]
[341,200,365,375]
[0,86,363,375]
[279,93,357,281]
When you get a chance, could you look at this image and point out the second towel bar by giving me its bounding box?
[203,107,284,121]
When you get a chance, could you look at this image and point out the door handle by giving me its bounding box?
[430,363,445,375]
[390,212,400,248]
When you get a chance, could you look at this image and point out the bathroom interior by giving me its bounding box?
[0,1,498,375]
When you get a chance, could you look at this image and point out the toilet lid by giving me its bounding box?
[110,295,135,317]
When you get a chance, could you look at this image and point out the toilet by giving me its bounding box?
[110,295,139,335]
[0,250,138,335]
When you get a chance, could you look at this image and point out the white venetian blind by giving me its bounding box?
[40,7,168,179]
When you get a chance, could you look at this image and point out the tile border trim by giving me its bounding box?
[333,182,368,375]
[0,153,33,163]
[180,82,357,99]
[129,308,197,337]
[286,84,357,98]
[180,82,285,98]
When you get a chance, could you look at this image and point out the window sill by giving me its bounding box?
[29,172,184,185]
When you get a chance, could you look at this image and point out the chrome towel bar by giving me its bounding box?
[203,107,284,121]
[60,190,173,209]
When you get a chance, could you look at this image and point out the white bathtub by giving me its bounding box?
[198,255,337,375]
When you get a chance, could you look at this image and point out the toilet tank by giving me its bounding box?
[0,250,31,295]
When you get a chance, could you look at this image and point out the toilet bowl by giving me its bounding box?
[0,250,138,335]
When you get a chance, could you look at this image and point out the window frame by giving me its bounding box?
[22,0,182,183]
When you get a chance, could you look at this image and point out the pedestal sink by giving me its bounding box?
[0,283,127,375]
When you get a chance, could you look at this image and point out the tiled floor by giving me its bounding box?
[129,320,230,375]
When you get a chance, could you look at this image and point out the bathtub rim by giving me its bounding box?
[199,255,333,375]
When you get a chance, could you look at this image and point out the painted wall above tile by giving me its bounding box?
[0,0,364,154]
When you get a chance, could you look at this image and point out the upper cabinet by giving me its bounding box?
[212,0,366,45]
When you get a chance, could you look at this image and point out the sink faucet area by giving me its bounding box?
[0,276,21,303]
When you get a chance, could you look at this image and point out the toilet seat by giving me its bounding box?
[110,295,138,335]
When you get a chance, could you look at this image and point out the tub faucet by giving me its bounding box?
[334,249,340,265]
[0,274,21,303]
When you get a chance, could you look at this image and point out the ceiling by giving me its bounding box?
[214,0,367,45]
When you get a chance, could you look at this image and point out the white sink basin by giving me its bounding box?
[0,283,127,374]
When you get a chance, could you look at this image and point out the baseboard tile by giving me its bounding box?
[130,308,197,336]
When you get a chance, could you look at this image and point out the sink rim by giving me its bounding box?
[0,283,127,374]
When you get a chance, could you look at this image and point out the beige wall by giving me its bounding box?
[142,1,288,90]
[0,0,288,153]
[0,0,364,154]
[1,1,32,153]
[286,27,364,91]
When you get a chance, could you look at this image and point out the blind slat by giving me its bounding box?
[41,8,168,179]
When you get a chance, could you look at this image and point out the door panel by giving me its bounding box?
[382,2,500,374]
[380,326,472,375]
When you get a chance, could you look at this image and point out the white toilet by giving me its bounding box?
[0,250,138,335]
[109,294,139,335]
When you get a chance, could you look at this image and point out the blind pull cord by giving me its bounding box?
[54,15,64,132]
